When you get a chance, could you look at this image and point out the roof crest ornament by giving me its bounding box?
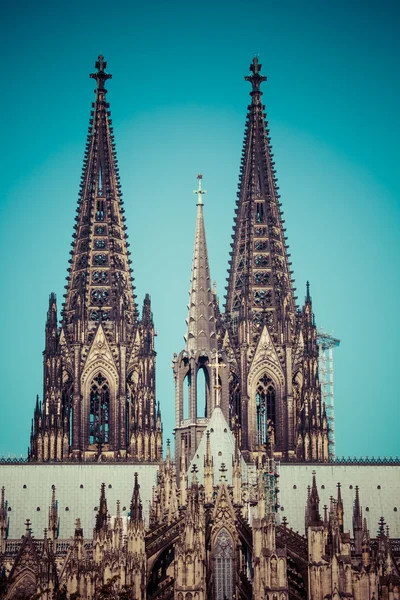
[194,173,206,206]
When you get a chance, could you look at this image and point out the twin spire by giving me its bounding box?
[62,55,136,342]
[225,56,296,343]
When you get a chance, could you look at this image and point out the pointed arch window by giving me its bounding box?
[256,374,276,445]
[229,374,241,425]
[89,373,110,444]
[214,529,234,600]
[62,372,74,445]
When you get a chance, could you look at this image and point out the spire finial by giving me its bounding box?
[245,56,267,95]
[194,174,206,206]
[90,54,112,96]
[306,280,311,302]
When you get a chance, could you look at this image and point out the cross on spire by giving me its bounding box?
[245,56,267,95]
[210,350,226,407]
[90,54,112,95]
[194,173,206,206]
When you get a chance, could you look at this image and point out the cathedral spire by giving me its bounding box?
[185,174,216,352]
[62,54,136,343]
[174,175,229,472]
[225,57,296,344]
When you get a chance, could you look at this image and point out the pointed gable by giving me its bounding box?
[212,480,237,527]
[82,323,118,384]
[189,407,247,485]
[248,324,284,387]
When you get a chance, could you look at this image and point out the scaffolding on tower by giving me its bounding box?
[317,330,340,460]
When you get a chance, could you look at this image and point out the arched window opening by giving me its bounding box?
[214,529,234,600]
[183,372,191,420]
[229,374,241,426]
[90,373,110,445]
[62,373,73,445]
[256,374,276,446]
[197,367,208,418]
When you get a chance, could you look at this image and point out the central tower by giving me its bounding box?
[29,57,162,462]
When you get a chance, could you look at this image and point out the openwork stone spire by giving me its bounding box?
[221,58,326,462]
[225,57,296,344]
[29,57,162,463]
[185,174,216,352]
[62,54,136,342]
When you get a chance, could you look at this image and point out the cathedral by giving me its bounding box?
[0,55,399,600]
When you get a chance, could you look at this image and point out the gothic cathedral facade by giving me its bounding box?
[0,56,399,600]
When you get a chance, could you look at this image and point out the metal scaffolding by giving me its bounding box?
[317,330,340,459]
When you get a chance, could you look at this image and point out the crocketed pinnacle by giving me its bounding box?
[306,471,321,526]
[95,483,108,532]
[225,57,296,340]
[62,55,136,341]
[185,175,216,353]
[130,472,143,523]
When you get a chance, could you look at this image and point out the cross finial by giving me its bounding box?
[194,174,207,206]
[90,54,112,96]
[245,56,267,95]
[306,280,311,302]
[210,349,226,408]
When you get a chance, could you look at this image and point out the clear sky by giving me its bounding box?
[1,0,399,459]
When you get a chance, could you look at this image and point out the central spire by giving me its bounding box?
[174,175,229,472]
[185,174,216,352]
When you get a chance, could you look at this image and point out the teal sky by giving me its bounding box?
[1,0,399,458]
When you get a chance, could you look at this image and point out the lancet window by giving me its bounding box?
[214,529,234,600]
[229,374,241,425]
[256,374,276,445]
[62,373,74,444]
[89,373,110,444]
